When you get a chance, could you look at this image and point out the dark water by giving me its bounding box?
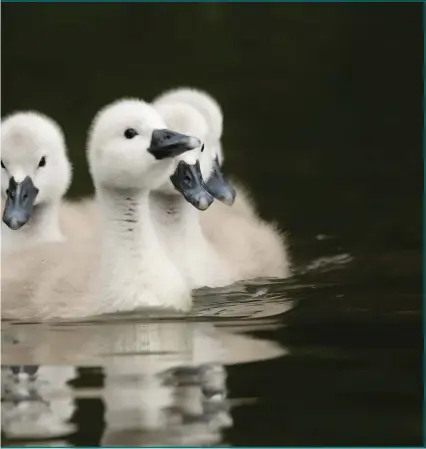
[1,253,422,446]
[1,3,423,447]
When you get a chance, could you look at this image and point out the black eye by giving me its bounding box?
[200,144,205,153]
[124,128,138,139]
[38,156,46,168]
[1,160,5,169]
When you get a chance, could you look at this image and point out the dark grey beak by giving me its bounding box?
[2,176,39,230]
[205,156,236,206]
[170,160,214,211]
[148,129,201,160]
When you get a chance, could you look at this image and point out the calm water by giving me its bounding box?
[1,2,422,447]
[1,245,422,446]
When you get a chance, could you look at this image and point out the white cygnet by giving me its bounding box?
[1,112,72,255]
[1,99,200,321]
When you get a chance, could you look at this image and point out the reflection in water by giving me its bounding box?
[101,363,231,446]
[2,317,288,446]
[2,365,77,441]
[0,247,422,446]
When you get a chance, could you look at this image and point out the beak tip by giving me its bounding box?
[222,188,237,206]
[188,136,201,150]
[3,217,26,230]
[224,197,235,206]
[197,196,213,211]
[210,187,237,206]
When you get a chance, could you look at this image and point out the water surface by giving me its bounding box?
[2,248,422,446]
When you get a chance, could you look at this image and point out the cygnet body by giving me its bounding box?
[154,88,292,279]
[52,89,290,285]
[151,102,235,288]
[1,112,72,255]
[1,99,200,321]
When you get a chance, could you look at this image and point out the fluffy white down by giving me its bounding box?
[153,91,292,281]
[1,111,72,254]
[153,87,224,164]
[1,99,193,321]
[59,97,292,286]
[150,102,235,288]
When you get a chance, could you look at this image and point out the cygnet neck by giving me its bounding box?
[97,188,154,247]
[94,186,189,313]
[151,191,203,237]
[96,188,163,282]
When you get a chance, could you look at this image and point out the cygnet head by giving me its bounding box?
[1,112,72,230]
[154,87,223,145]
[154,102,214,211]
[153,88,235,206]
[87,99,201,193]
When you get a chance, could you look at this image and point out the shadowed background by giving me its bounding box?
[2,2,422,266]
[1,3,423,446]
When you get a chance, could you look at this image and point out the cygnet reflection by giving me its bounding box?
[2,320,288,446]
[1,365,77,442]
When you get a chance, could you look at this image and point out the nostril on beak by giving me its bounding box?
[163,131,172,141]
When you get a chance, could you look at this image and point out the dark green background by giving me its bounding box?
[2,2,422,261]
